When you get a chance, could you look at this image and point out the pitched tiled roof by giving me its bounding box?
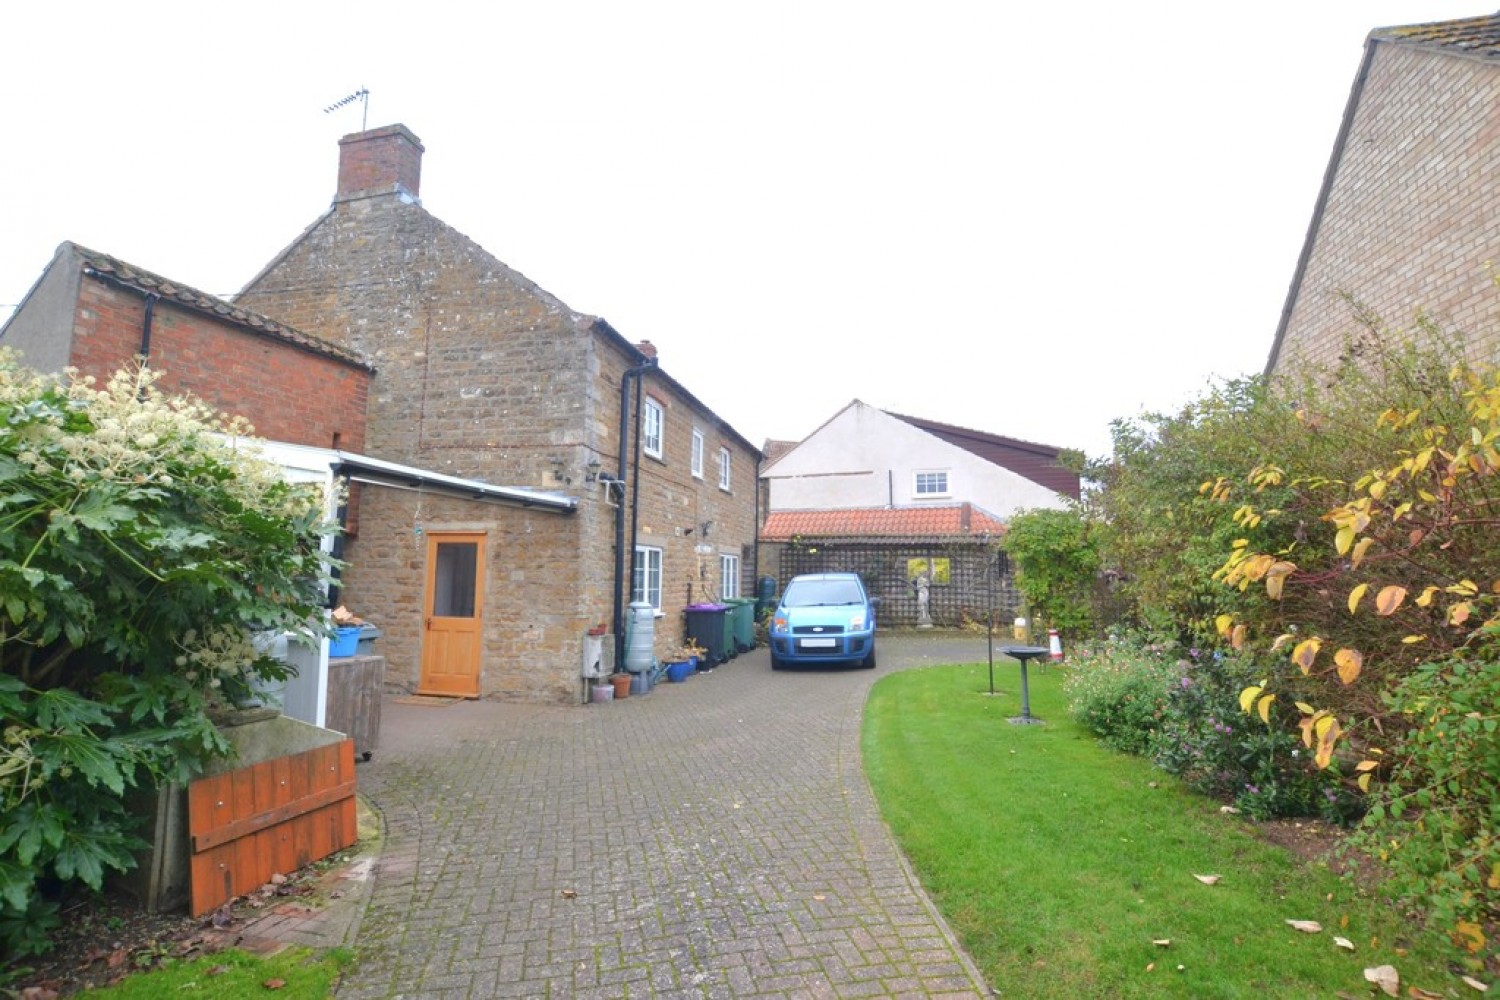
[1378,13,1500,58]
[887,412,1081,498]
[71,244,371,369]
[761,504,1006,541]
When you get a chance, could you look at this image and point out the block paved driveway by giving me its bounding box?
[339,634,994,999]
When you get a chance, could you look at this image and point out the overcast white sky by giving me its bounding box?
[0,2,1486,460]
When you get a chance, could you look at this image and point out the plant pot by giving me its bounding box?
[610,673,632,699]
[666,660,692,683]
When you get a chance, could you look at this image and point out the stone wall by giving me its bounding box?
[1274,41,1500,376]
[342,487,587,703]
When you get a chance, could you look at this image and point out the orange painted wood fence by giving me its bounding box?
[186,738,358,917]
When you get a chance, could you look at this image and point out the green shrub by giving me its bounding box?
[1002,506,1100,636]
[0,358,334,965]
[1062,635,1179,755]
[1349,654,1500,940]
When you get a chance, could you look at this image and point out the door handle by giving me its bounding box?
[425,617,432,630]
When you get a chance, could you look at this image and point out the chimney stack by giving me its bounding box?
[337,124,424,202]
[635,340,658,360]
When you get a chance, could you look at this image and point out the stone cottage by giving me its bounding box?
[1266,12,1500,377]
[235,124,760,702]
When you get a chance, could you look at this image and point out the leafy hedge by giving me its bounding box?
[0,358,333,964]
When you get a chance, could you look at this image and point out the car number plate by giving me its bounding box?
[801,638,837,648]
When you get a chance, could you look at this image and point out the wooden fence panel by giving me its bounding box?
[187,738,357,917]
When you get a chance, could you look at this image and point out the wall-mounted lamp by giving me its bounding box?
[585,458,604,483]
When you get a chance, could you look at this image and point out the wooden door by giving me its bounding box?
[417,532,485,697]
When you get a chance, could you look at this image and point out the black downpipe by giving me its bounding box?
[138,292,159,358]
[612,359,656,671]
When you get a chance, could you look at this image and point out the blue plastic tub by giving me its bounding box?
[329,625,361,658]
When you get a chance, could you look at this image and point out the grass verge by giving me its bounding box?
[81,946,353,998]
[863,661,1463,999]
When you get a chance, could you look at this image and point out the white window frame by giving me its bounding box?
[633,544,663,610]
[720,553,740,599]
[642,398,664,460]
[914,470,949,497]
[690,427,705,479]
[718,447,732,491]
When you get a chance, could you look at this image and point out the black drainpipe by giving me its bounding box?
[327,465,353,610]
[612,358,657,670]
[138,291,159,359]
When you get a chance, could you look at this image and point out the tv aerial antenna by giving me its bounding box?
[323,87,370,130]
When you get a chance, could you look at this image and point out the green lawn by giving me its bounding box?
[81,947,352,998]
[863,662,1464,999]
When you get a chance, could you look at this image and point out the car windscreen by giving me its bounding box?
[783,579,864,607]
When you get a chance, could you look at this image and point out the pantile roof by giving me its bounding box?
[70,243,371,369]
[762,504,1006,541]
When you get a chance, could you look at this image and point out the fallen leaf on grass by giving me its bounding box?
[1363,964,1399,997]
[1152,939,1171,947]
[1333,936,1355,951]
[1193,874,1222,885]
[1406,988,1443,999]
[1220,805,1240,814]
[1460,975,1490,992]
[1286,920,1323,933]
[262,979,287,990]
[1145,962,1155,972]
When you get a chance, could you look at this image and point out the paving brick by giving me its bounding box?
[338,636,991,997]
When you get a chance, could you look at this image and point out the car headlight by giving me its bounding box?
[849,613,866,630]
[773,615,788,631]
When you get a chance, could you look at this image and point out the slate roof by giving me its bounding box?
[886,412,1080,498]
[761,504,1006,541]
[1378,13,1500,58]
[69,243,371,369]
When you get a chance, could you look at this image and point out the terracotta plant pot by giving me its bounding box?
[610,673,632,699]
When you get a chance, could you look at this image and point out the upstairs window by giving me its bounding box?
[915,471,949,496]
[718,447,732,490]
[642,398,664,459]
[691,428,705,478]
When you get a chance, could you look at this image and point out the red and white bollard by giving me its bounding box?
[1048,628,1063,663]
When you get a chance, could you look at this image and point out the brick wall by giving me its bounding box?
[70,277,369,451]
[1275,42,1500,375]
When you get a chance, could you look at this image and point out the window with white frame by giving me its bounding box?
[915,471,949,496]
[720,553,740,599]
[632,545,663,610]
[691,428,704,478]
[642,398,664,459]
[718,447,732,490]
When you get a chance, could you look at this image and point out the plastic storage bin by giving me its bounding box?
[683,603,730,665]
[724,598,755,653]
[329,625,361,658]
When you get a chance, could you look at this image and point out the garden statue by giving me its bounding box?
[912,571,933,629]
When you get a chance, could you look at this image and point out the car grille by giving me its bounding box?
[792,625,845,635]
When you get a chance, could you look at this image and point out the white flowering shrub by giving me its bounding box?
[0,354,335,964]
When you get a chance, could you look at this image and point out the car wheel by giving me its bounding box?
[861,647,877,669]
[770,652,784,670]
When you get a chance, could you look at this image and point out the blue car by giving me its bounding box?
[769,572,877,669]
